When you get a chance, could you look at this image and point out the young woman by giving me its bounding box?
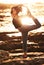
[11,5,41,58]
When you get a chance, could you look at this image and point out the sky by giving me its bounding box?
[0,0,44,4]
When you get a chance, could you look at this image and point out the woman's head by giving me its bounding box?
[11,5,22,18]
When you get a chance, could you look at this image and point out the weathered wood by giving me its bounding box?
[0,31,18,34]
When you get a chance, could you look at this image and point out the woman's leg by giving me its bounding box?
[22,32,28,57]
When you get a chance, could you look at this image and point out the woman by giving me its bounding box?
[11,5,41,58]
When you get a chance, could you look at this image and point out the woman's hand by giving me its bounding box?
[28,11,36,19]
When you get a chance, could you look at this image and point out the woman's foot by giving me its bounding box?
[23,52,27,58]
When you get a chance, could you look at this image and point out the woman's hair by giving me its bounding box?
[11,5,22,14]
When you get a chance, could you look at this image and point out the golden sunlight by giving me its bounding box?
[18,6,35,25]
[0,0,44,34]
[20,17,35,25]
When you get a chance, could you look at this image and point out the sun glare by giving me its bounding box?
[20,17,35,25]
[18,6,35,25]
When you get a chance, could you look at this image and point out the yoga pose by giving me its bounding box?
[11,5,41,58]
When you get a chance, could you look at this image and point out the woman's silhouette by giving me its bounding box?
[11,4,41,58]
